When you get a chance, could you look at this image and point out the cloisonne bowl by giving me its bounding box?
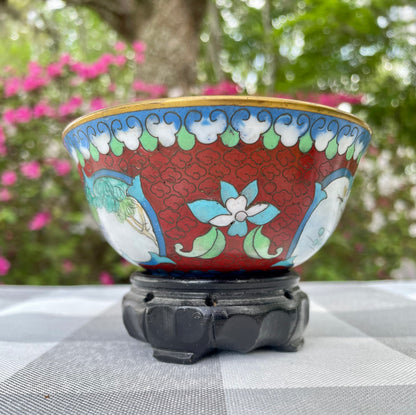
[62,96,372,275]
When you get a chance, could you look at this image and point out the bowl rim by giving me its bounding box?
[62,95,372,138]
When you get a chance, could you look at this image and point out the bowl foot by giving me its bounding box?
[122,270,309,364]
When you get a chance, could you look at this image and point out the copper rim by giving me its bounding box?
[62,95,372,138]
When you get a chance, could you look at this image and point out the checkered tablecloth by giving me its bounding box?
[0,280,415,415]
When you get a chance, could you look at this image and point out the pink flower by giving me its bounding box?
[132,41,146,53]
[114,41,126,52]
[28,61,42,77]
[59,53,72,66]
[296,92,363,108]
[148,84,167,98]
[132,80,146,92]
[15,106,33,123]
[132,41,146,64]
[133,80,166,98]
[71,55,114,80]
[90,97,106,112]
[62,260,74,273]
[29,211,51,231]
[203,80,240,95]
[33,102,55,118]
[0,188,12,202]
[0,256,11,276]
[47,62,63,78]
[108,83,116,93]
[21,62,49,91]
[20,161,41,179]
[69,96,82,107]
[70,61,83,73]
[99,53,114,66]
[1,171,17,186]
[3,109,16,124]
[58,96,83,117]
[4,77,20,97]
[70,62,91,79]
[52,159,72,176]
[113,55,127,67]
[22,75,48,92]
[99,271,114,285]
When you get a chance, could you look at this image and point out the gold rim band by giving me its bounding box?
[62,95,372,138]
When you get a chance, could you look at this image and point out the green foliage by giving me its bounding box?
[0,3,147,285]
[201,0,416,147]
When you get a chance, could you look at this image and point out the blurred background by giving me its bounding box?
[0,0,415,285]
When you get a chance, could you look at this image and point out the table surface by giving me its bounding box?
[0,280,415,415]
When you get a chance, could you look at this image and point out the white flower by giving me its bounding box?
[210,195,268,227]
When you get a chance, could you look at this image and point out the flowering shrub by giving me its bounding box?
[0,41,164,285]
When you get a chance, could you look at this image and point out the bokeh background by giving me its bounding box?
[0,0,415,285]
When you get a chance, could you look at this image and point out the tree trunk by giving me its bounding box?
[138,0,207,92]
[207,0,224,83]
[65,0,208,92]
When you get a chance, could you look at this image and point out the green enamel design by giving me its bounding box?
[140,130,158,151]
[76,150,85,167]
[346,144,355,160]
[174,227,225,258]
[116,197,135,222]
[90,145,100,161]
[299,132,314,153]
[110,136,124,156]
[325,137,338,159]
[221,126,239,147]
[263,127,279,150]
[243,226,282,259]
[178,125,196,150]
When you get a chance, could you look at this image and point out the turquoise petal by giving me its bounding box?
[241,180,258,205]
[220,181,239,204]
[141,252,175,266]
[228,220,248,237]
[248,204,279,225]
[272,257,294,268]
[188,200,229,223]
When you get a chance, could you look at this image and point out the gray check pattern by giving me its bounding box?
[0,281,415,414]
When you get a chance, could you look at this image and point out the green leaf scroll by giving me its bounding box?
[243,226,283,259]
[174,227,225,259]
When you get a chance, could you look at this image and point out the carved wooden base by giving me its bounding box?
[122,270,309,364]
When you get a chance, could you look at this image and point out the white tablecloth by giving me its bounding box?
[0,280,415,414]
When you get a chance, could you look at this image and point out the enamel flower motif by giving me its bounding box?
[187,180,280,237]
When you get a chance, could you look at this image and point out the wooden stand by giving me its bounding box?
[122,270,309,364]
